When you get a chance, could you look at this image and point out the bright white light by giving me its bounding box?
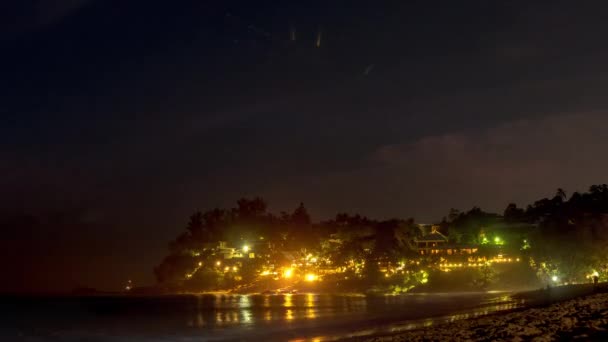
[552,275,559,282]
[243,245,250,252]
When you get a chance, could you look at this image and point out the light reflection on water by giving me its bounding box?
[5,292,523,341]
[300,294,522,341]
[188,294,352,327]
[184,292,520,332]
[285,294,293,307]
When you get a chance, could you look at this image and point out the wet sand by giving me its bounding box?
[366,285,608,341]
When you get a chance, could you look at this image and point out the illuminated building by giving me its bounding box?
[415,227,448,255]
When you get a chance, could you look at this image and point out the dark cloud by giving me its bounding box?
[297,112,608,222]
[0,0,92,38]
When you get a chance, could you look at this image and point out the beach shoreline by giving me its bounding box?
[365,284,608,341]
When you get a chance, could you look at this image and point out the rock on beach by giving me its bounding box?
[367,293,608,341]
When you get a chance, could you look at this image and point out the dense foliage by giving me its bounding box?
[155,185,608,292]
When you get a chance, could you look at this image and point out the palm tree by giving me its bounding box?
[556,188,567,201]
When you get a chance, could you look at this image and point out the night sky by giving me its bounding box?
[3,0,608,292]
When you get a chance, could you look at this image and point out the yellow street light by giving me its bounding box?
[305,273,317,282]
[283,268,293,278]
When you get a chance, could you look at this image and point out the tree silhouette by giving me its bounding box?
[556,188,567,201]
[447,208,460,222]
[504,203,525,223]
[285,203,315,251]
[291,202,311,225]
[235,197,267,219]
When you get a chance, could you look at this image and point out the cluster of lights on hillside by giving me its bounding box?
[182,237,529,288]
[174,232,605,293]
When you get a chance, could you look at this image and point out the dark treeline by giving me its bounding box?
[154,197,421,291]
[155,185,608,293]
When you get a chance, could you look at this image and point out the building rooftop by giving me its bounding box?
[416,231,448,242]
[436,243,479,249]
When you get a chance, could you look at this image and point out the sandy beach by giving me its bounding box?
[366,290,608,341]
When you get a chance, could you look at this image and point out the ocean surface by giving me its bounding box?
[1,292,522,341]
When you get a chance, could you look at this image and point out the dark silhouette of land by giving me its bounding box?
[154,184,608,294]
